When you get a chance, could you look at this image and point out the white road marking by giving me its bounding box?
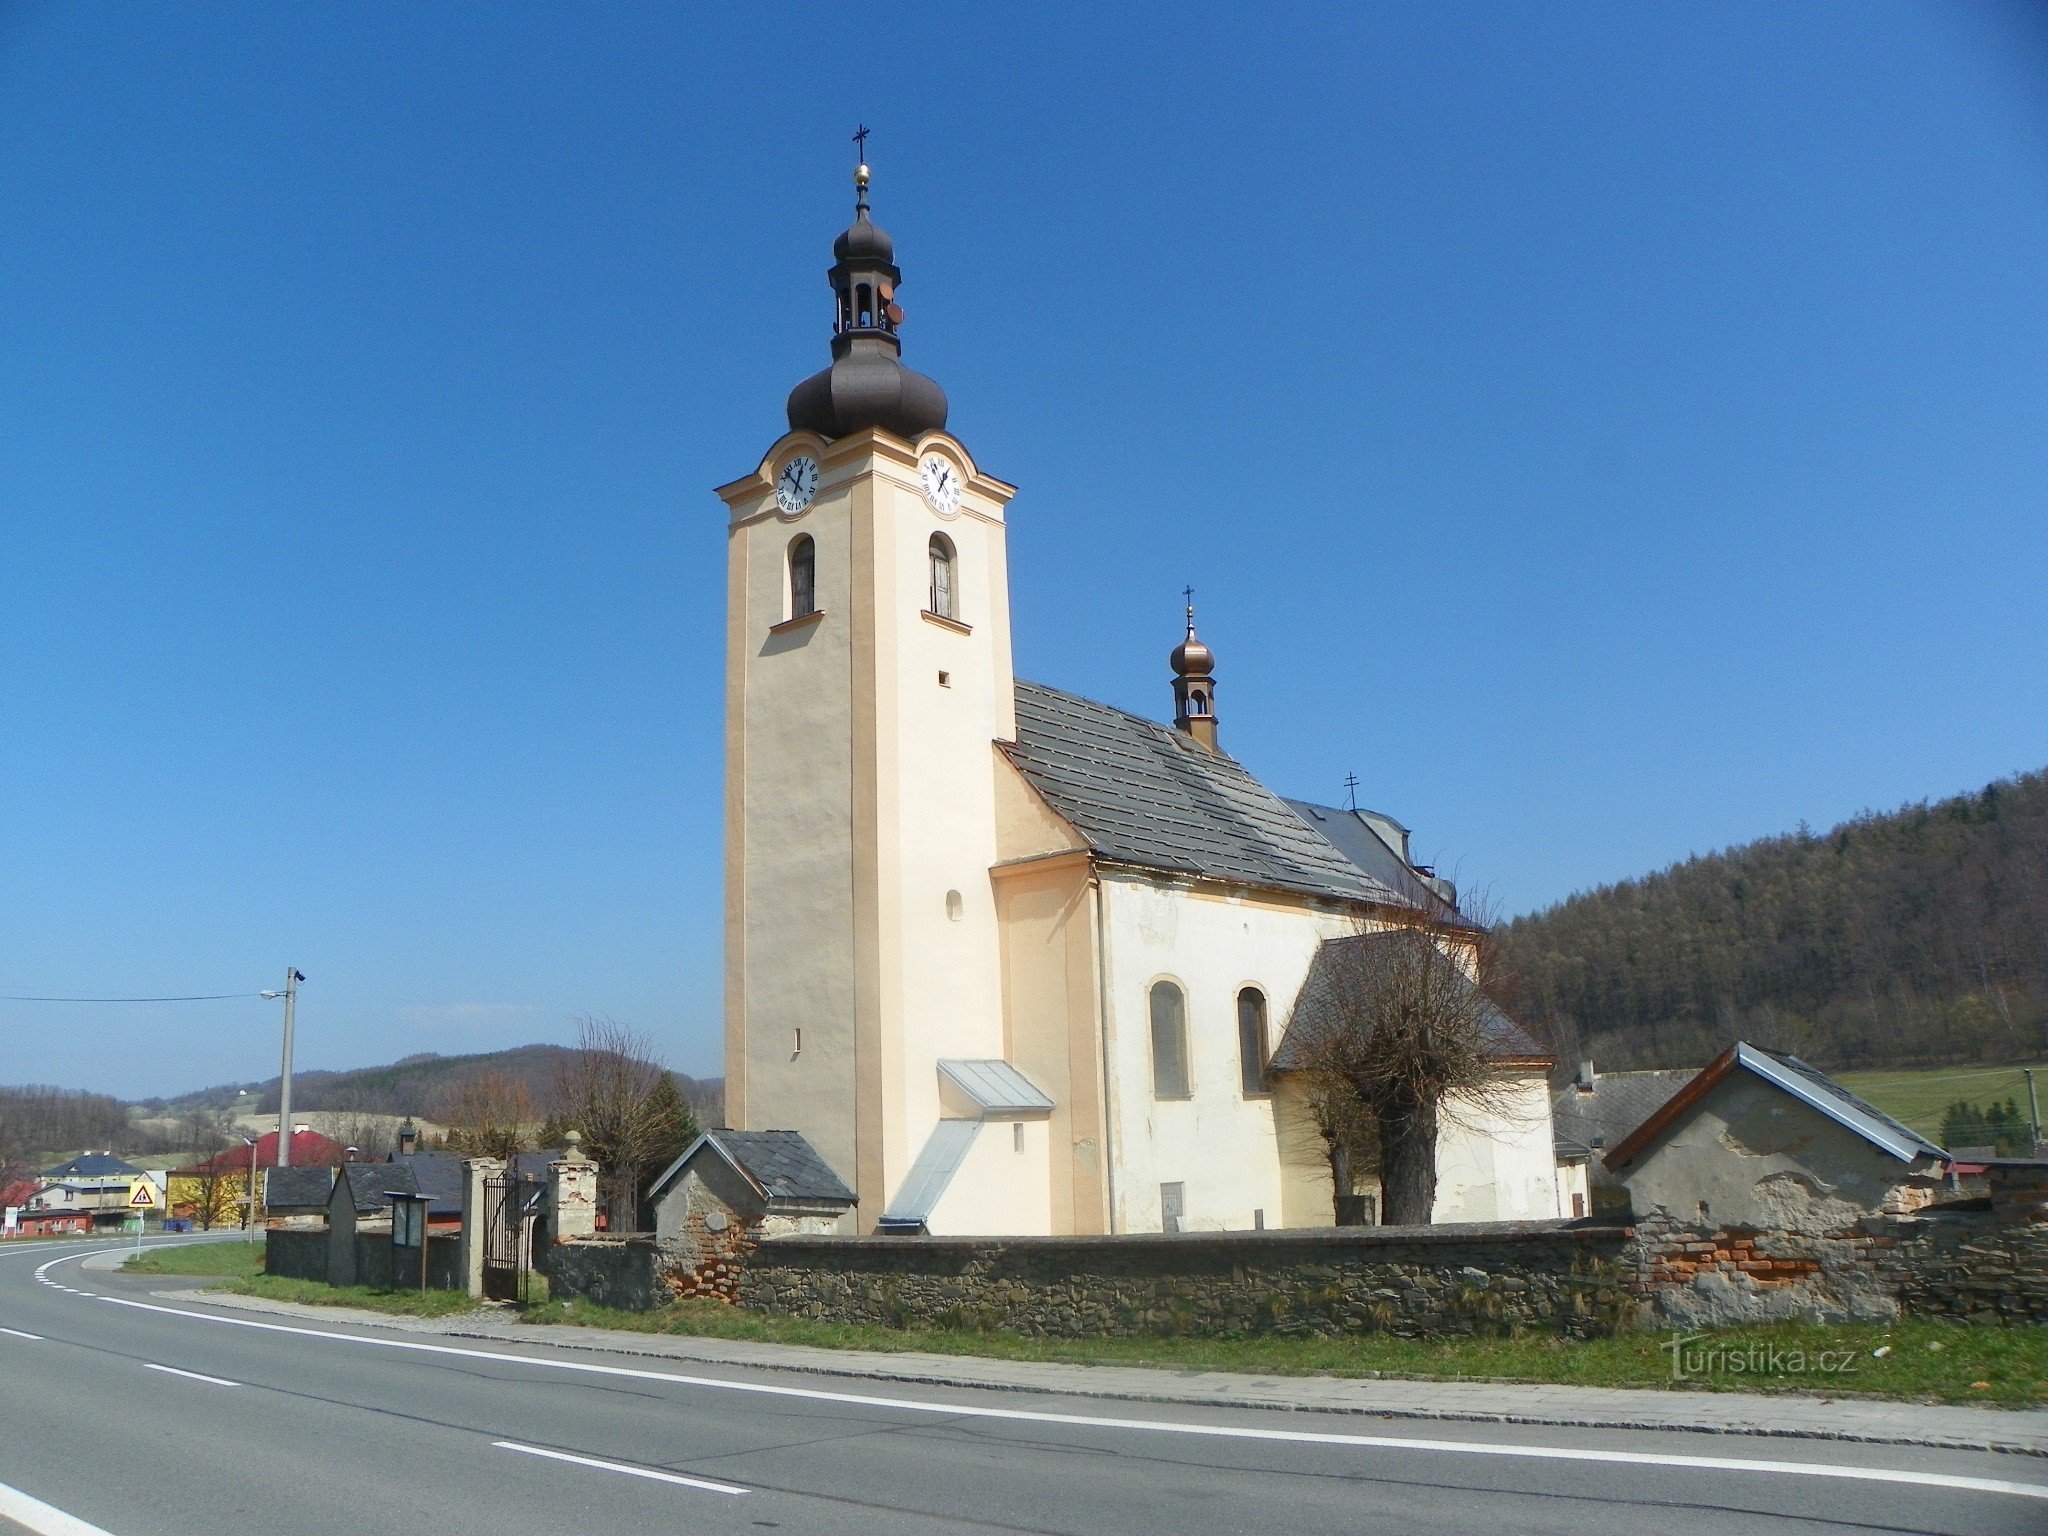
[46,1274,2046,1506]
[493,1440,749,1495]
[142,1362,237,1387]
[0,1476,118,1536]
[0,1326,44,1339]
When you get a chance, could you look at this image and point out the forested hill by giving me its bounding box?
[1500,769,2048,1073]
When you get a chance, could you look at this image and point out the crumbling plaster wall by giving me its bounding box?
[1620,1073,1941,1234]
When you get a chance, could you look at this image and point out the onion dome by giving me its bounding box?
[786,158,948,441]
[1170,595,1220,748]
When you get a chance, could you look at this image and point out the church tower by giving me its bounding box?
[714,156,1020,1223]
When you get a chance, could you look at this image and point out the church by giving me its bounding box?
[713,160,1560,1237]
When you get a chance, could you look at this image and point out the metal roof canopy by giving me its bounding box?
[938,1059,1053,1117]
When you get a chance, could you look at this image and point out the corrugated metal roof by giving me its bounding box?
[881,1120,981,1226]
[1003,682,1415,907]
[937,1059,1054,1115]
[1739,1044,1948,1163]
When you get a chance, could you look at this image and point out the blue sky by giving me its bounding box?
[2,5,2044,1100]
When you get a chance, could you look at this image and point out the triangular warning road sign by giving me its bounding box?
[128,1180,159,1209]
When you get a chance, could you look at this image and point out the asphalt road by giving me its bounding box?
[2,1237,2045,1536]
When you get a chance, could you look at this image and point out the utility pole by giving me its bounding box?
[2025,1068,2042,1152]
[267,968,306,1169]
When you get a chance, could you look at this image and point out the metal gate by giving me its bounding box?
[481,1173,519,1302]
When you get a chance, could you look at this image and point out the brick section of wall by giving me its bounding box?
[736,1222,1636,1339]
[1625,1207,2048,1327]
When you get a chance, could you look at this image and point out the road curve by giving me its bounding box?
[2,1237,2044,1536]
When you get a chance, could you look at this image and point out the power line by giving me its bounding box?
[0,991,268,1004]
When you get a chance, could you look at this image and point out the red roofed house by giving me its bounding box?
[168,1128,345,1229]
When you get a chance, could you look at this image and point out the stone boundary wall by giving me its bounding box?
[265,1228,461,1290]
[1627,1206,2048,1327]
[541,1236,670,1312]
[737,1221,1635,1339]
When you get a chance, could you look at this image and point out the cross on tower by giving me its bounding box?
[1343,773,1360,811]
[1182,585,1195,623]
[852,124,870,163]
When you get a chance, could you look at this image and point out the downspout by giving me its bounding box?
[1092,872,1120,1234]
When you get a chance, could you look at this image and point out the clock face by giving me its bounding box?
[775,456,819,515]
[919,454,962,517]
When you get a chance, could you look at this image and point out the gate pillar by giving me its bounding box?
[458,1156,505,1299]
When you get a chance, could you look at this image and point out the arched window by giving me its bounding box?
[856,283,873,327]
[927,534,956,620]
[1149,980,1191,1100]
[1237,987,1269,1097]
[787,534,816,620]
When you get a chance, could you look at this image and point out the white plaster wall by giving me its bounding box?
[1432,1072,1559,1223]
[1100,875,1353,1233]
[1556,1157,1590,1219]
[926,1118,1054,1236]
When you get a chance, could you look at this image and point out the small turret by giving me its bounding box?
[1171,592,1219,750]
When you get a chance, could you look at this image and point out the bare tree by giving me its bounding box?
[435,1071,538,1162]
[1283,906,1532,1226]
[322,1089,398,1162]
[545,1016,669,1232]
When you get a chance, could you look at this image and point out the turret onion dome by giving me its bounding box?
[1171,616,1215,678]
[786,159,948,441]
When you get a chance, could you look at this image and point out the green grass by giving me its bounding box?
[124,1241,266,1279]
[1835,1062,2046,1143]
[222,1275,483,1318]
[528,1300,2048,1407]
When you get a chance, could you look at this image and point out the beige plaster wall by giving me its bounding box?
[926,1118,1055,1236]
[719,429,1026,1225]
[993,850,1107,1233]
[1619,1071,1943,1232]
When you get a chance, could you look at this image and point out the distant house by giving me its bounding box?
[261,1165,337,1220]
[29,1153,149,1228]
[168,1129,345,1228]
[1551,1062,1696,1218]
[1604,1042,1950,1231]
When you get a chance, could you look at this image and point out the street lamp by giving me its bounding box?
[260,969,306,1168]
[241,1136,258,1243]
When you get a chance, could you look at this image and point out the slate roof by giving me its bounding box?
[1283,800,1472,926]
[328,1160,419,1216]
[1269,932,1551,1071]
[649,1129,855,1209]
[39,1153,142,1180]
[1003,682,1415,907]
[391,1152,464,1216]
[261,1165,335,1210]
[1551,1069,1696,1162]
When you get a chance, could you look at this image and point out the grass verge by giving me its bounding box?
[527,1300,2048,1407]
[124,1242,266,1279]
[221,1275,482,1318]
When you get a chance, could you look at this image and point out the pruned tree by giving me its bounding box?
[436,1072,538,1162]
[1283,905,1531,1226]
[545,1016,671,1233]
